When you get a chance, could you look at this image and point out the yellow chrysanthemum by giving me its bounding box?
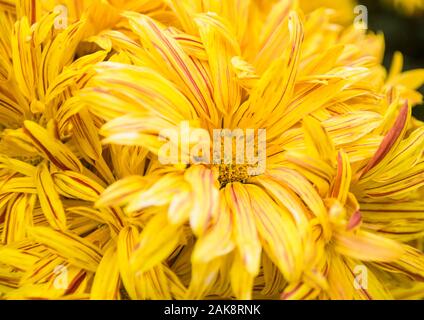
[0,0,182,300]
[0,0,424,300]
[90,2,424,299]
[383,0,424,15]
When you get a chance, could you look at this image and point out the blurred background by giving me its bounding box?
[359,0,424,120]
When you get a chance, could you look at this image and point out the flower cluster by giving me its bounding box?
[0,0,424,300]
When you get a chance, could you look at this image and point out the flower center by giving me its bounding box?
[218,164,250,188]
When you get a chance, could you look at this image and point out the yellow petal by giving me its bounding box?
[185,165,219,236]
[91,245,120,300]
[117,226,139,299]
[35,163,67,231]
[195,12,241,115]
[230,252,255,300]
[125,173,184,213]
[28,227,102,272]
[1,194,35,244]
[246,184,303,282]
[226,183,261,276]
[268,168,331,240]
[23,121,82,172]
[124,13,218,124]
[192,191,235,263]
[360,103,410,179]
[334,230,404,262]
[330,151,352,205]
[53,171,104,202]
[130,212,183,273]
[97,175,147,208]
[70,108,102,161]
[303,115,336,164]
[187,259,221,299]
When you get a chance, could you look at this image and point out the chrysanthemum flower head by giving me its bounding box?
[383,0,424,15]
[0,0,424,300]
[0,0,181,299]
[89,1,424,299]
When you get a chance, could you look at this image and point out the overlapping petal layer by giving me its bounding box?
[0,0,424,300]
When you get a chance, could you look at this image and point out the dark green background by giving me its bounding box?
[360,0,424,120]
